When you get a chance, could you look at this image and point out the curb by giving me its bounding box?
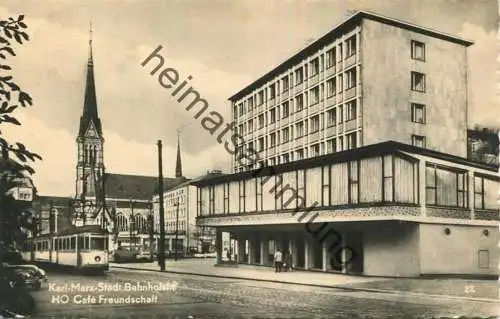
[110,265,500,304]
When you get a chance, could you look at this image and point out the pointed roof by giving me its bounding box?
[78,23,102,137]
[175,130,183,178]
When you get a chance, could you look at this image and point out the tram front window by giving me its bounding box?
[90,238,106,250]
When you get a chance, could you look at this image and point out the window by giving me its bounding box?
[248,141,254,152]
[269,108,276,123]
[282,101,289,118]
[257,90,264,105]
[248,97,254,110]
[238,103,245,116]
[346,35,356,57]
[248,119,253,131]
[295,68,304,84]
[338,74,343,92]
[282,127,290,143]
[269,84,276,99]
[295,95,304,111]
[296,121,305,137]
[346,132,357,150]
[346,68,356,89]
[327,138,337,153]
[426,164,468,208]
[474,174,499,210]
[282,76,289,92]
[411,72,426,92]
[310,144,320,157]
[233,105,238,120]
[326,48,336,68]
[349,161,358,204]
[270,133,276,148]
[310,58,320,76]
[338,106,344,124]
[296,149,304,160]
[346,100,357,121]
[411,40,425,61]
[258,114,265,128]
[327,109,336,126]
[238,124,244,135]
[411,103,426,124]
[258,137,265,152]
[412,135,426,148]
[282,153,290,163]
[326,78,336,97]
[310,115,320,133]
[310,86,320,105]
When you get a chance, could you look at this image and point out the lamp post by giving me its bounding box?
[157,140,166,271]
[174,199,180,261]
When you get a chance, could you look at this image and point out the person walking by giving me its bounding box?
[274,249,283,273]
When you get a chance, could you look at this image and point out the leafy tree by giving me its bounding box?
[0,15,42,253]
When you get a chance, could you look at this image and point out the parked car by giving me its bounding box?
[136,250,153,261]
[9,267,41,290]
[6,264,47,286]
[113,247,138,263]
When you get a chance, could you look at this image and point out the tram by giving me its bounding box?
[22,225,109,271]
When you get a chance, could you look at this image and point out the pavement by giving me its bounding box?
[110,258,500,303]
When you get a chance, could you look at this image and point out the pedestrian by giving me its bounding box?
[274,249,283,273]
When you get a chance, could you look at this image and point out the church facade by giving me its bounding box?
[33,27,186,251]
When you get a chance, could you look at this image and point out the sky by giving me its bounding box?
[0,0,498,197]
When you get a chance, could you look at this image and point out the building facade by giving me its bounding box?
[194,11,498,278]
[195,142,499,277]
[152,171,223,255]
[229,11,471,173]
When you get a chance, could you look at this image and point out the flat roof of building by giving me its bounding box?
[229,10,474,102]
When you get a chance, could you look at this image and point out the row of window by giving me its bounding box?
[233,34,358,117]
[425,164,497,210]
[235,68,357,120]
[206,155,417,216]
[240,110,358,154]
[233,38,424,120]
[26,236,107,251]
[238,99,358,137]
[235,132,358,172]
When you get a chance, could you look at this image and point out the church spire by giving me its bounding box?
[78,22,102,137]
[175,130,183,178]
[88,22,93,65]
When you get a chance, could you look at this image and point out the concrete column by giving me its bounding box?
[305,236,315,270]
[289,233,297,267]
[237,236,245,264]
[248,235,256,264]
[322,241,328,272]
[260,235,269,266]
[215,229,222,264]
[304,236,309,270]
[341,231,347,274]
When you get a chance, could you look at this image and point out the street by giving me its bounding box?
[29,268,499,319]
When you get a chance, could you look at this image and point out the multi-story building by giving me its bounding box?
[152,170,223,255]
[230,10,470,173]
[194,11,499,278]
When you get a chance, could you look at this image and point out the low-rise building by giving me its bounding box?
[194,141,499,277]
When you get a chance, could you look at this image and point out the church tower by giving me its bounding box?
[75,24,105,200]
[175,130,183,178]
